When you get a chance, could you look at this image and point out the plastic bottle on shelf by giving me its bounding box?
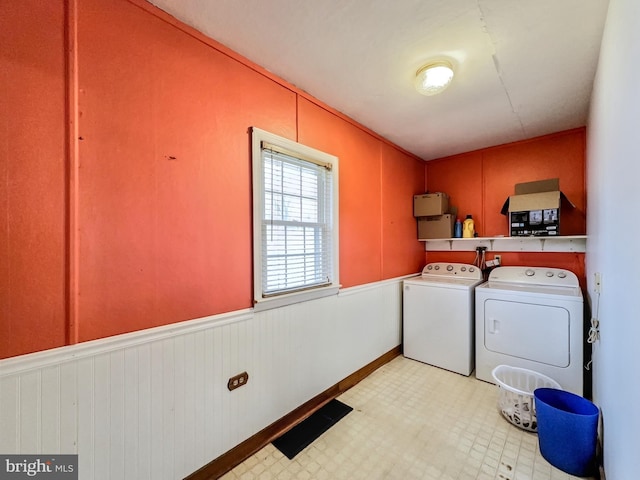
[454,218,462,238]
[462,215,475,238]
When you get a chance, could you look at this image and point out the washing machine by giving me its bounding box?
[475,266,583,395]
[403,262,484,376]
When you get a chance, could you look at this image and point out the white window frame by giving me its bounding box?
[251,127,340,311]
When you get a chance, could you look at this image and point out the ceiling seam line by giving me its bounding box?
[476,0,526,137]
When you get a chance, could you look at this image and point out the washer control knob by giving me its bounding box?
[469,267,475,272]
[546,271,554,277]
[525,269,535,277]
[434,265,440,270]
[558,271,567,278]
[461,266,467,272]
[427,265,433,270]
[447,265,454,271]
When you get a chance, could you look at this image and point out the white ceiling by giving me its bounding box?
[149,0,609,160]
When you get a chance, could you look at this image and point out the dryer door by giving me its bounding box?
[483,299,570,367]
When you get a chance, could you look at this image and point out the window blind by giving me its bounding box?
[261,147,334,296]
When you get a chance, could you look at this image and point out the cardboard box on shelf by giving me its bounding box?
[501,178,575,237]
[413,192,449,217]
[417,214,455,239]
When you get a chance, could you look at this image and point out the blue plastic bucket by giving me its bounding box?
[534,388,599,477]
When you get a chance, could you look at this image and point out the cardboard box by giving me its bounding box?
[414,192,449,217]
[501,178,575,236]
[417,214,455,239]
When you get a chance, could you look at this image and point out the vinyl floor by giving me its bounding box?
[220,356,595,480]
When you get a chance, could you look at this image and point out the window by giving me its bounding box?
[252,127,339,310]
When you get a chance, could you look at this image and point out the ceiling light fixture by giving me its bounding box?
[414,61,454,96]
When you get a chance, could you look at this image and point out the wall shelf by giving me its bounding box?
[421,235,586,253]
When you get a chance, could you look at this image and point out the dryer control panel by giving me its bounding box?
[421,262,482,280]
[488,266,578,287]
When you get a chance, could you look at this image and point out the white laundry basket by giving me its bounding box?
[491,365,562,432]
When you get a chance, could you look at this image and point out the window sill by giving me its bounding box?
[253,285,340,312]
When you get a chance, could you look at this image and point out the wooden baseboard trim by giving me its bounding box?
[185,346,401,480]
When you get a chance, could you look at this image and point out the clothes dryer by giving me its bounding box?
[475,266,583,395]
[403,263,484,376]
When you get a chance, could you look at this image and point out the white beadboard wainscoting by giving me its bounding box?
[0,277,406,480]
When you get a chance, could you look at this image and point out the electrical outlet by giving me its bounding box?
[594,272,602,293]
[227,371,249,391]
[494,255,502,266]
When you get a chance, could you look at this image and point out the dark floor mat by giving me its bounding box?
[272,399,353,459]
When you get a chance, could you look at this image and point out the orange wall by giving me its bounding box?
[76,0,297,341]
[298,99,426,286]
[1,0,426,358]
[425,129,586,285]
[380,143,427,279]
[0,1,68,357]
